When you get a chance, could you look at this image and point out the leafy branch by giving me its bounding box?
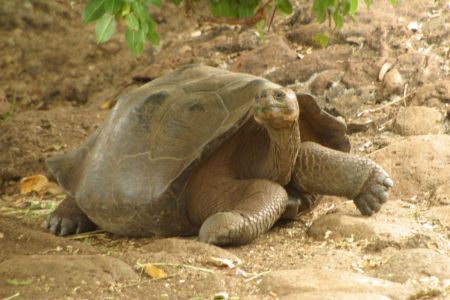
[82,0,398,55]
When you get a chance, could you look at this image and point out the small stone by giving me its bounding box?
[213,291,229,300]
[393,106,444,136]
[238,31,260,50]
[407,21,422,32]
[307,213,376,241]
[347,118,375,133]
[383,68,403,95]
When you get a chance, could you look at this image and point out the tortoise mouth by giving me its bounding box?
[254,105,296,114]
[254,107,299,127]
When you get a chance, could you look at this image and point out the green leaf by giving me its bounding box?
[390,0,397,5]
[256,19,266,42]
[313,33,329,48]
[333,10,344,29]
[104,0,121,14]
[125,13,140,31]
[95,13,116,43]
[82,0,107,23]
[342,0,350,16]
[170,0,183,5]
[131,1,150,21]
[349,0,358,15]
[364,0,372,8]
[275,0,293,15]
[312,0,327,23]
[7,279,33,286]
[121,2,131,16]
[146,28,160,46]
[125,27,144,55]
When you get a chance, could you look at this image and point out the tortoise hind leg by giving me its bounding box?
[47,196,97,236]
[188,179,288,246]
[291,142,393,216]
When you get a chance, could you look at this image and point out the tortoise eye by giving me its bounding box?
[275,91,285,101]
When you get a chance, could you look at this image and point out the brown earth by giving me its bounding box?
[1,0,450,299]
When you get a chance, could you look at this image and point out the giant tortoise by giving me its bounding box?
[47,65,393,245]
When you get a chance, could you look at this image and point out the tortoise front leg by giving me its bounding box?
[188,179,288,246]
[291,142,393,216]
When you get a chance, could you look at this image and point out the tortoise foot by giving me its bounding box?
[199,212,246,246]
[47,196,97,236]
[354,166,394,216]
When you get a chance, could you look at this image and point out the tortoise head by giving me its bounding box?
[253,87,299,129]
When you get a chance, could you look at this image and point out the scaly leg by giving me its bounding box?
[188,179,288,246]
[291,142,393,216]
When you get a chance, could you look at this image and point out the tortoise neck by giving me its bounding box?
[264,121,300,184]
[233,120,300,185]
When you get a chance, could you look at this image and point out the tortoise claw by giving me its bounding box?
[47,196,97,236]
[354,166,393,216]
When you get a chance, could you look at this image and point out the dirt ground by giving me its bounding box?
[1,0,450,299]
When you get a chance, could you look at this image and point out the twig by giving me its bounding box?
[267,4,277,31]
[244,270,271,282]
[2,292,20,300]
[359,89,416,115]
[67,230,107,240]
[403,83,408,107]
[149,262,215,274]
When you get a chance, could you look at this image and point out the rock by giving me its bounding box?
[383,68,403,95]
[368,135,450,199]
[307,213,376,241]
[230,36,296,77]
[237,31,260,50]
[393,106,445,136]
[347,118,375,133]
[372,248,450,283]
[412,80,450,107]
[310,70,344,96]
[0,254,138,284]
[260,268,414,299]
